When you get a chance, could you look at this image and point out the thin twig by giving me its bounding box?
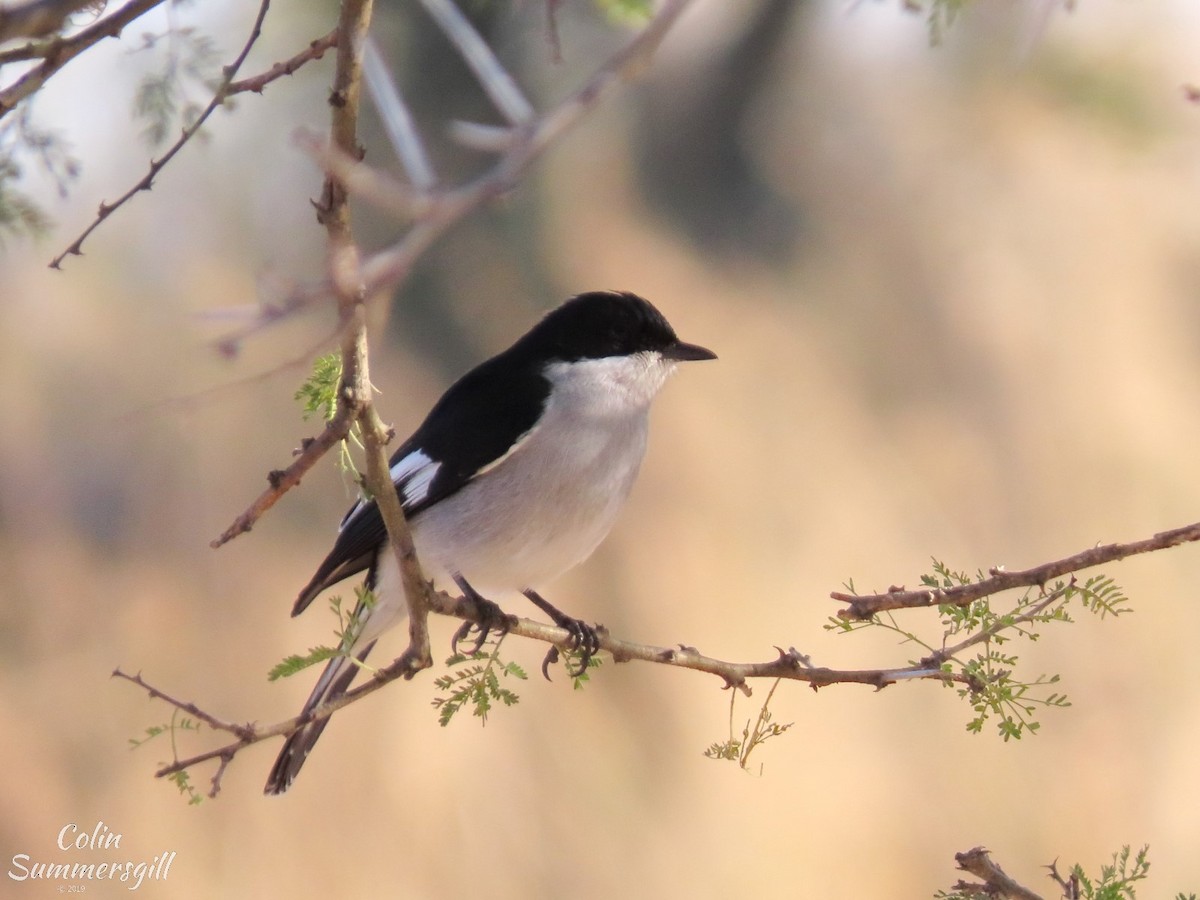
[113,325,339,430]
[209,404,356,548]
[362,36,437,191]
[321,0,434,673]
[927,582,1072,667]
[417,0,534,125]
[833,521,1200,620]
[225,28,338,96]
[112,669,255,740]
[0,0,169,118]
[129,508,1200,795]
[0,0,96,43]
[294,128,432,218]
[49,0,272,269]
[221,0,698,332]
[0,36,56,65]
[359,0,695,295]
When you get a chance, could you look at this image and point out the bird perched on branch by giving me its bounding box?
[265,290,715,794]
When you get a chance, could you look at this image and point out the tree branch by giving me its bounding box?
[0,0,96,43]
[225,28,338,97]
[0,0,169,118]
[117,589,964,797]
[124,509,1200,798]
[923,582,1071,670]
[215,0,699,337]
[209,403,357,548]
[356,0,696,297]
[952,847,1046,900]
[833,520,1200,620]
[48,0,272,269]
[417,0,533,125]
[318,0,435,675]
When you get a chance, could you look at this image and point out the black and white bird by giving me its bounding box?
[264,290,715,794]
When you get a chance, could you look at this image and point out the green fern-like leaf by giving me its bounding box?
[295,352,343,422]
[128,710,205,805]
[267,647,340,681]
[127,717,202,749]
[1073,575,1130,618]
[432,641,527,727]
[168,769,204,806]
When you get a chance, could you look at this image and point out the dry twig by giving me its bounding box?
[49,0,272,269]
[834,520,1200,620]
[952,846,1045,900]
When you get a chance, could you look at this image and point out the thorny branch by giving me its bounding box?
[226,28,338,96]
[116,584,962,798]
[951,847,1046,900]
[833,520,1200,620]
[0,0,169,115]
[0,0,104,44]
[317,0,435,673]
[122,518,1200,798]
[48,0,273,269]
[209,0,699,350]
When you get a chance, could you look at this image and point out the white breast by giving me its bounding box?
[410,351,675,594]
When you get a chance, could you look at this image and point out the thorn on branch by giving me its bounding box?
[721,675,749,694]
[954,846,1045,900]
[266,469,287,489]
[773,645,812,670]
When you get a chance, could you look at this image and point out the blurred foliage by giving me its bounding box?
[0,104,77,241]
[593,0,652,22]
[127,710,205,805]
[129,25,222,148]
[905,0,974,44]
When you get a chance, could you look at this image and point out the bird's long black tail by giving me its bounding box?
[263,639,377,795]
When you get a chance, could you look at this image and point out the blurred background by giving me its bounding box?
[3,0,1200,896]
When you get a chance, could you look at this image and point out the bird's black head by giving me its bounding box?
[518,291,716,364]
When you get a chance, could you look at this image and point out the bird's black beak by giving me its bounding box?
[664,340,717,362]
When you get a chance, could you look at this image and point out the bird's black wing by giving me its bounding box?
[291,350,550,614]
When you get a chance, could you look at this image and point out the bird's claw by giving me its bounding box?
[540,616,601,680]
[451,596,513,656]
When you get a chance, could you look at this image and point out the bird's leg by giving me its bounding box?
[450,575,515,656]
[523,589,601,679]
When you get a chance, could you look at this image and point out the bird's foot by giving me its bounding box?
[524,590,602,680]
[451,579,515,657]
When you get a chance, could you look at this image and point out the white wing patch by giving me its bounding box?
[393,449,440,506]
[339,449,441,531]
